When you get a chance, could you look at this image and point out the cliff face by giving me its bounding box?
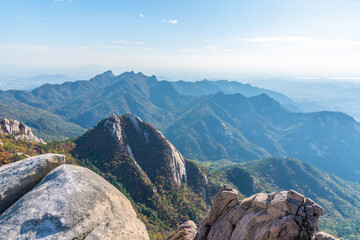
[0,118,45,144]
[73,113,208,230]
[76,113,187,192]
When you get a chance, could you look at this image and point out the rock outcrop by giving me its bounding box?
[0,153,65,214]
[0,155,149,240]
[116,113,187,186]
[313,232,341,240]
[196,185,325,240]
[85,215,149,240]
[76,113,188,191]
[0,118,45,144]
[165,220,198,240]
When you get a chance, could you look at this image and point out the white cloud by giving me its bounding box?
[205,43,234,52]
[111,40,146,46]
[111,40,132,45]
[242,37,312,43]
[180,48,202,53]
[139,14,144,18]
[180,43,235,53]
[163,19,178,24]
[73,42,153,51]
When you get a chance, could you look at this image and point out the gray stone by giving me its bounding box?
[0,164,148,240]
[85,215,149,240]
[196,187,325,240]
[313,231,341,240]
[0,118,45,144]
[287,189,305,203]
[0,153,65,214]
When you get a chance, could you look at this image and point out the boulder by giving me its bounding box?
[0,164,149,240]
[0,153,65,214]
[196,185,239,239]
[313,232,341,240]
[85,215,149,240]
[165,220,197,240]
[196,187,325,240]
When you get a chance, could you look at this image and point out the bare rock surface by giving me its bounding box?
[0,118,45,144]
[196,186,325,240]
[85,215,149,240]
[105,113,187,186]
[0,153,65,214]
[165,220,198,240]
[0,164,149,240]
[313,232,342,240]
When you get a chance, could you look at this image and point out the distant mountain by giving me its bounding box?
[2,71,360,182]
[171,79,302,112]
[165,92,360,182]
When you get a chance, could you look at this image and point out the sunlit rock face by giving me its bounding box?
[0,155,149,240]
[196,185,325,240]
[0,118,45,144]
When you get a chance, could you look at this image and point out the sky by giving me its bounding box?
[1,0,360,79]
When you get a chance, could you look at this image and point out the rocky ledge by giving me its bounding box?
[194,185,339,240]
[0,118,45,144]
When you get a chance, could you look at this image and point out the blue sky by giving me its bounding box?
[1,0,360,78]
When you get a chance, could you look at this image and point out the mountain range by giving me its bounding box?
[1,71,360,184]
[1,114,359,239]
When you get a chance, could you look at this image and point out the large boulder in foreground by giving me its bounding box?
[0,153,65,214]
[0,164,149,240]
[85,215,149,240]
[196,185,325,240]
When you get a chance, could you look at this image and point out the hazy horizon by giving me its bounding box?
[2,0,360,79]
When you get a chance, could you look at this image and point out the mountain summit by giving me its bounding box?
[73,113,208,229]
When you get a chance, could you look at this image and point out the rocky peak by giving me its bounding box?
[0,118,45,144]
[196,186,327,240]
[90,70,115,82]
[121,113,187,186]
[104,113,123,142]
[78,113,188,190]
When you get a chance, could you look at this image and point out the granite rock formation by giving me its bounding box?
[196,185,325,240]
[0,155,149,240]
[313,232,341,240]
[0,118,45,143]
[0,153,65,214]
